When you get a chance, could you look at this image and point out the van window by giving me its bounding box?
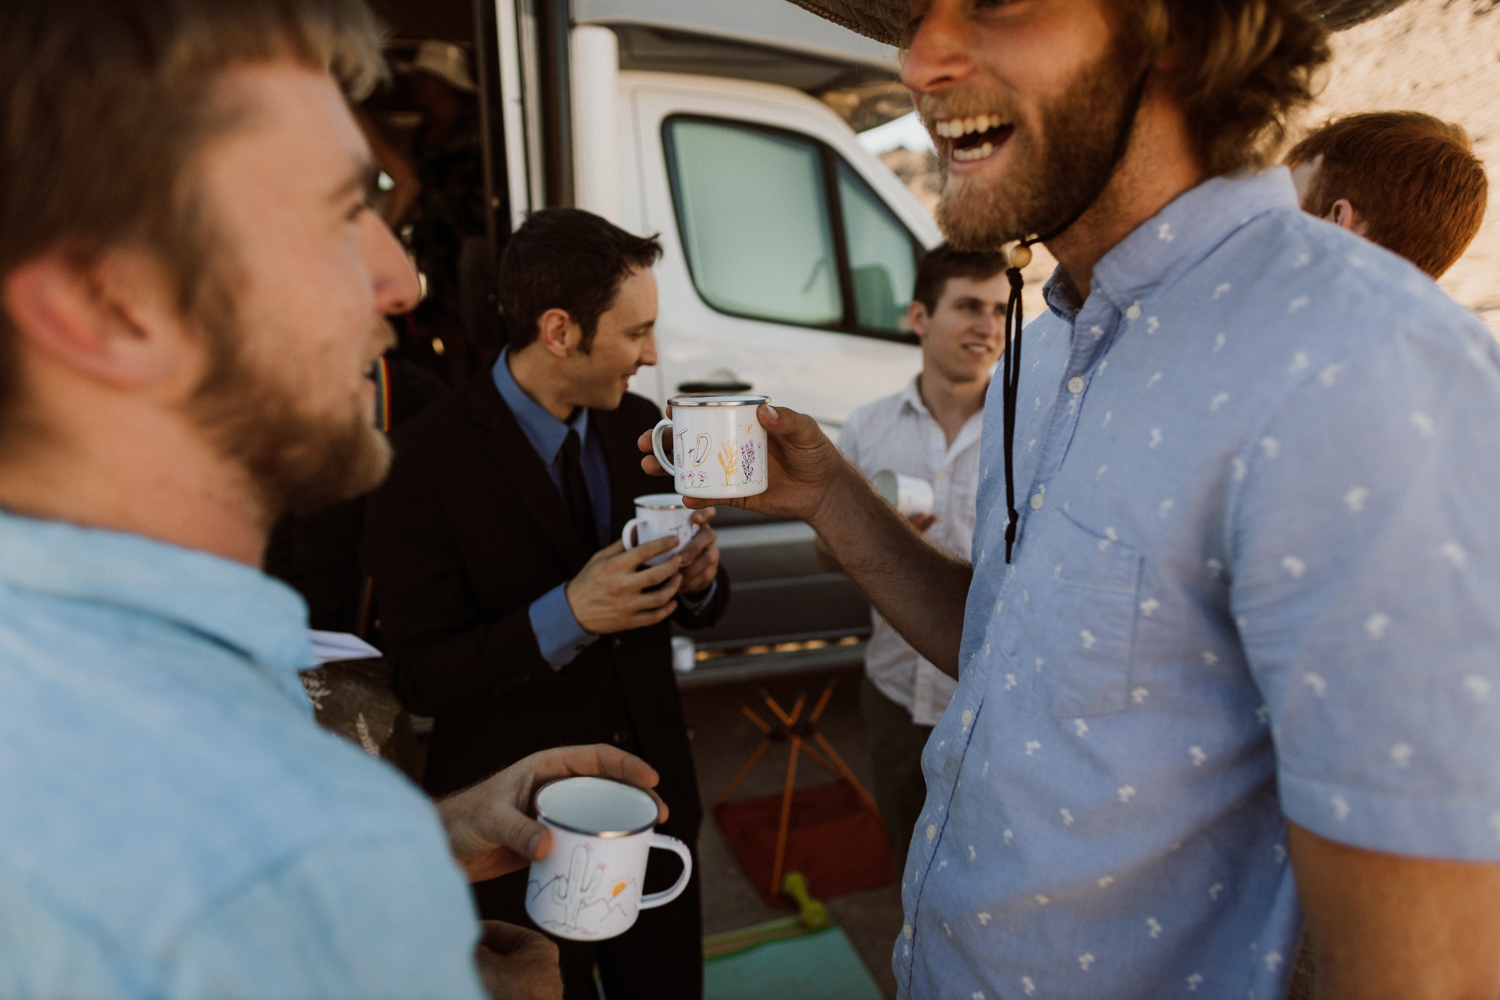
[664,119,841,327]
[663,116,922,343]
[838,162,918,335]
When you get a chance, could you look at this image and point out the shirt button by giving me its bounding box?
[903,922,914,941]
[926,823,937,841]
[1030,493,1044,510]
[1067,376,1086,394]
[611,638,623,650]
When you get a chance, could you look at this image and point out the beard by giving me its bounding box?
[186,304,393,523]
[931,43,1143,251]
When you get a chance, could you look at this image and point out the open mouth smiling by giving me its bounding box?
[933,114,1014,162]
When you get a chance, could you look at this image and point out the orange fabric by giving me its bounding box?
[715,781,895,907]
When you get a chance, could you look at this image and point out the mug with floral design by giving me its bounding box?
[650,394,769,500]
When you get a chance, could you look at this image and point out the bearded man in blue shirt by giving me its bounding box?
[0,2,675,997]
[644,0,1500,996]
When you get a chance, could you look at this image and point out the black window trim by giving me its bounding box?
[662,113,923,347]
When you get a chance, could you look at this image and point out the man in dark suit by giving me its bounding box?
[362,209,727,1000]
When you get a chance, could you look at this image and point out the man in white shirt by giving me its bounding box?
[820,243,1007,870]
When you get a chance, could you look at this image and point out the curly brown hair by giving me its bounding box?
[1123,0,1333,176]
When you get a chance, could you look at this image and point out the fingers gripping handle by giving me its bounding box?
[651,418,676,478]
[639,834,693,909]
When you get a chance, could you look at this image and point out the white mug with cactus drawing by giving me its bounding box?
[650,394,769,499]
[525,777,693,941]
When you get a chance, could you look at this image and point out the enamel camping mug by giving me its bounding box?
[650,394,769,500]
[621,493,699,567]
[525,777,693,941]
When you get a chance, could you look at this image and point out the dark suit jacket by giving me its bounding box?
[360,375,727,841]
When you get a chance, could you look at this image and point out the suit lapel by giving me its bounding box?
[466,376,589,573]
[592,408,644,535]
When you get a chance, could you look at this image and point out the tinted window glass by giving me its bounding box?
[665,119,842,326]
[837,162,919,334]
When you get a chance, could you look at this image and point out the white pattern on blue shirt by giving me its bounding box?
[898,169,1500,1000]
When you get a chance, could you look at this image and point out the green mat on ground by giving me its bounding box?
[703,921,884,1000]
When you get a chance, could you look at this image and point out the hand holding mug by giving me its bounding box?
[565,538,682,636]
[525,777,694,941]
[436,745,667,884]
[620,497,718,594]
[639,402,858,527]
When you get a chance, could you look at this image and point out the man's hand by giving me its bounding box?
[473,921,562,1000]
[638,404,859,526]
[678,508,719,596]
[910,513,939,534]
[1289,822,1500,999]
[437,745,668,883]
[565,537,682,635]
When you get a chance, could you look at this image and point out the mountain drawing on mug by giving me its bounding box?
[527,843,639,936]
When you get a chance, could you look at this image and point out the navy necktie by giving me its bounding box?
[562,429,598,553]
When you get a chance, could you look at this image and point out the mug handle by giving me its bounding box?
[639,833,693,909]
[651,418,677,477]
[621,517,643,550]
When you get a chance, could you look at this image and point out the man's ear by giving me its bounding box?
[908,300,930,342]
[535,307,581,359]
[2,247,186,391]
[1327,199,1368,236]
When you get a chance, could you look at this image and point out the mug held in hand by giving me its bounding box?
[651,394,769,499]
[525,777,693,941]
[873,470,935,517]
[621,494,699,567]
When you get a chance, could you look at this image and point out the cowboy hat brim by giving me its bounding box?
[786,0,1412,47]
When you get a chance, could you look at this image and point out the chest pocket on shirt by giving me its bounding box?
[1036,511,1143,717]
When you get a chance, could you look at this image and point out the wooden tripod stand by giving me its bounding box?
[714,683,883,900]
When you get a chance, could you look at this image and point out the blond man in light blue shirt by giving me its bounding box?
[0,2,666,997]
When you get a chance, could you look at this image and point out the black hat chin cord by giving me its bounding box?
[1000,68,1153,564]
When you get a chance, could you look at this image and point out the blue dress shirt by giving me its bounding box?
[492,351,712,670]
[0,510,485,999]
[897,169,1500,1000]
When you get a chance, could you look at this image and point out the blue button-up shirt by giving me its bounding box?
[0,511,484,999]
[494,350,714,670]
[898,169,1500,1000]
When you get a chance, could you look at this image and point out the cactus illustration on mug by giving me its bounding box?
[717,439,739,485]
[739,440,757,483]
[550,844,604,927]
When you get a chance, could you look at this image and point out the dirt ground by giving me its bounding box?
[882,0,1500,330]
